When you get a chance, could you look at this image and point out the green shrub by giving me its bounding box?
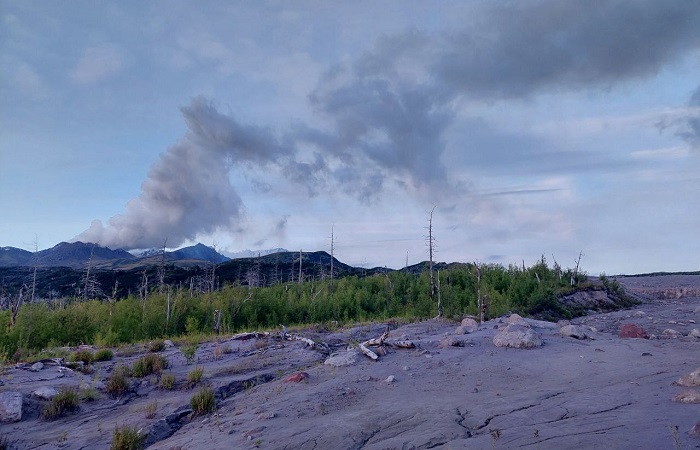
[190,386,216,416]
[94,349,114,361]
[181,344,198,365]
[187,366,204,387]
[106,364,131,398]
[111,424,145,450]
[144,400,157,419]
[42,388,79,420]
[69,349,94,365]
[79,386,99,401]
[132,354,168,377]
[148,340,165,353]
[159,373,176,390]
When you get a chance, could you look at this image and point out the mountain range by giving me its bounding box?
[0,242,287,270]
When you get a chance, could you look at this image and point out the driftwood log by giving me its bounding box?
[358,328,416,360]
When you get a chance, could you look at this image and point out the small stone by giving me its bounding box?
[402,366,409,371]
[30,362,44,372]
[662,329,681,338]
[633,311,646,317]
[689,329,700,338]
[642,352,652,356]
[385,375,396,383]
[690,421,700,438]
[257,411,276,420]
[689,319,696,324]
[619,323,648,339]
[163,340,175,348]
[694,306,700,313]
[673,390,700,404]
[559,325,590,340]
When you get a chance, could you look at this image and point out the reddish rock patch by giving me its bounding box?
[284,372,310,383]
[619,323,648,339]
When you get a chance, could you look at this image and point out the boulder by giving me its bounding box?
[676,367,700,387]
[0,391,23,423]
[688,328,700,338]
[459,318,479,333]
[559,325,591,340]
[324,350,359,367]
[284,372,310,383]
[163,340,175,348]
[694,306,700,313]
[32,387,58,400]
[673,390,700,404]
[440,336,465,347]
[30,362,44,372]
[493,323,543,349]
[662,328,681,338]
[506,314,529,326]
[619,323,648,339]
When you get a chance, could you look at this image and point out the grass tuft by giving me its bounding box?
[132,354,168,377]
[106,364,131,398]
[190,386,216,416]
[111,424,145,450]
[42,388,79,420]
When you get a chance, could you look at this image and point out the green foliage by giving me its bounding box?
[94,348,114,361]
[132,354,168,377]
[42,388,80,420]
[69,349,94,365]
[187,366,204,387]
[159,373,176,390]
[0,255,602,360]
[106,364,131,398]
[148,340,165,352]
[111,424,145,450]
[181,344,198,365]
[190,386,216,416]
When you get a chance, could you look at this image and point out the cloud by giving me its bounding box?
[71,44,126,85]
[76,1,700,250]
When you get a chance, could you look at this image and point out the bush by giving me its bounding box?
[132,354,168,377]
[144,400,157,419]
[181,344,198,365]
[94,349,114,361]
[69,349,94,365]
[190,386,216,416]
[111,424,145,450]
[148,340,165,353]
[79,386,99,401]
[159,373,176,390]
[42,388,79,420]
[106,364,131,398]
[187,366,204,387]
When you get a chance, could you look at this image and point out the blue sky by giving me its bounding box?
[1,1,699,274]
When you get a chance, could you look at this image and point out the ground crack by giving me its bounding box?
[589,402,633,415]
[518,424,625,447]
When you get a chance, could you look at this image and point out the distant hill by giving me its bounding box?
[226,248,288,259]
[0,246,33,266]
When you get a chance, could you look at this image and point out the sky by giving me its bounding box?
[1,1,699,275]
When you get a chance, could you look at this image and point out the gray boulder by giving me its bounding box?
[459,318,479,333]
[0,391,23,423]
[493,323,543,349]
[32,386,58,400]
[30,361,44,372]
[324,350,359,367]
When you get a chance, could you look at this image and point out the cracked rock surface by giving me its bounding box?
[1,275,699,449]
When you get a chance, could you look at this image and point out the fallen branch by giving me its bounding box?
[387,340,416,349]
[358,342,378,360]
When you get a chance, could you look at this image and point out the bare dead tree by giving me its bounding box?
[158,238,167,294]
[552,254,562,280]
[330,226,335,302]
[426,206,439,317]
[30,236,38,302]
[571,251,583,286]
[436,269,442,317]
[297,249,303,300]
[81,243,102,300]
[474,261,483,323]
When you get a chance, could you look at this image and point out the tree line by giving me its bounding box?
[1,256,623,361]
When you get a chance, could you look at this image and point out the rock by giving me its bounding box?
[0,391,23,423]
[559,325,591,340]
[440,336,465,347]
[506,314,529,326]
[257,411,276,420]
[32,387,58,400]
[556,320,571,327]
[454,326,467,335]
[385,375,396,383]
[284,372,310,383]
[672,390,700,404]
[662,328,681,338]
[690,421,700,438]
[694,306,700,313]
[689,328,700,338]
[459,318,479,333]
[324,351,359,367]
[30,362,44,372]
[493,323,543,349]
[163,340,175,348]
[619,323,648,339]
[676,367,700,387]
[633,311,646,317]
